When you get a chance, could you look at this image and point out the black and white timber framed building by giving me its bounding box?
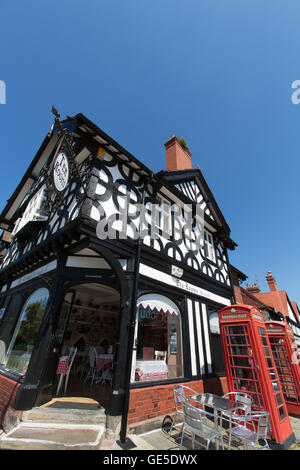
[0,111,237,436]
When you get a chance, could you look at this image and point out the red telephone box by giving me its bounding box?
[265,320,300,416]
[218,304,295,449]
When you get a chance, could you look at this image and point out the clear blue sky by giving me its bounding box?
[0,1,300,306]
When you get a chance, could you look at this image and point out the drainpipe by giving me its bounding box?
[119,183,148,443]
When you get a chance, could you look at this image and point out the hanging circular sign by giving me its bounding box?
[53,151,69,192]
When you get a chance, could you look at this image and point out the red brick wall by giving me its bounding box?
[0,374,21,428]
[128,377,228,426]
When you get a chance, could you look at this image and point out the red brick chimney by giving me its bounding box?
[245,283,261,294]
[165,136,192,171]
[1,231,12,243]
[266,271,278,292]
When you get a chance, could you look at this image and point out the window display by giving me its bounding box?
[131,294,183,383]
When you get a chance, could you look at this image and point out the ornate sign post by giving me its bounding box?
[43,106,87,214]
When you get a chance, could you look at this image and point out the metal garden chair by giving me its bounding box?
[170,384,198,434]
[179,402,222,450]
[221,391,253,448]
[228,411,270,450]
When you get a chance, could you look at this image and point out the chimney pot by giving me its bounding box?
[165,136,192,171]
[245,283,261,294]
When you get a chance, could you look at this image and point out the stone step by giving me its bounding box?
[22,406,106,425]
[0,422,105,450]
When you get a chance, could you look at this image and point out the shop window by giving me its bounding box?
[3,288,49,375]
[131,294,183,383]
[0,295,23,365]
[12,186,48,237]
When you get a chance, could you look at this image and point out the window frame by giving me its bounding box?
[2,287,50,376]
[132,294,183,384]
[204,229,216,263]
[155,196,173,236]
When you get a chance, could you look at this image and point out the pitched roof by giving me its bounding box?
[234,285,276,311]
[157,169,237,250]
[253,291,288,316]
[0,112,236,253]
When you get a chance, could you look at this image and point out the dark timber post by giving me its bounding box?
[119,187,147,442]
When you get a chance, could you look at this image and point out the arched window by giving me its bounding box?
[207,307,225,375]
[131,294,183,383]
[4,288,49,375]
[208,311,220,335]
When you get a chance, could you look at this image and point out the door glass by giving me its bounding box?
[258,327,288,421]
[268,334,300,405]
[224,324,263,409]
[55,292,75,346]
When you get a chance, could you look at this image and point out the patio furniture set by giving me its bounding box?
[171,385,270,451]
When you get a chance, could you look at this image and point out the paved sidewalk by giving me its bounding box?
[100,414,300,451]
[0,412,299,451]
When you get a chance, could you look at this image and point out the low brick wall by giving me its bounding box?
[128,376,228,431]
[0,374,22,432]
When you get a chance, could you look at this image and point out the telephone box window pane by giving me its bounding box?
[231,346,249,356]
[252,394,264,408]
[278,406,286,420]
[235,367,254,379]
[269,370,276,381]
[275,393,283,406]
[266,358,274,368]
[233,379,239,388]
[269,337,282,345]
[261,336,268,346]
[263,347,271,357]
[233,356,251,367]
[229,335,248,345]
[228,326,245,335]
[237,380,256,393]
[271,381,280,393]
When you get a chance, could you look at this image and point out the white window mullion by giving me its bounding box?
[201,303,212,373]
[195,301,205,375]
[187,299,197,375]
[204,229,215,262]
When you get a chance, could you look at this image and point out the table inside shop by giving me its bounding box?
[135,360,168,381]
[96,354,113,373]
[191,392,246,448]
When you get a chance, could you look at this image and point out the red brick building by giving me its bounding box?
[245,271,300,323]
[231,265,300,348]
[230,265,282,322]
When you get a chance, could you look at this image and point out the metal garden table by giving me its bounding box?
[190,392,246,449]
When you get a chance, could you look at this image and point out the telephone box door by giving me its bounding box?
[218,305,295,449]
[266,321,300,416]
